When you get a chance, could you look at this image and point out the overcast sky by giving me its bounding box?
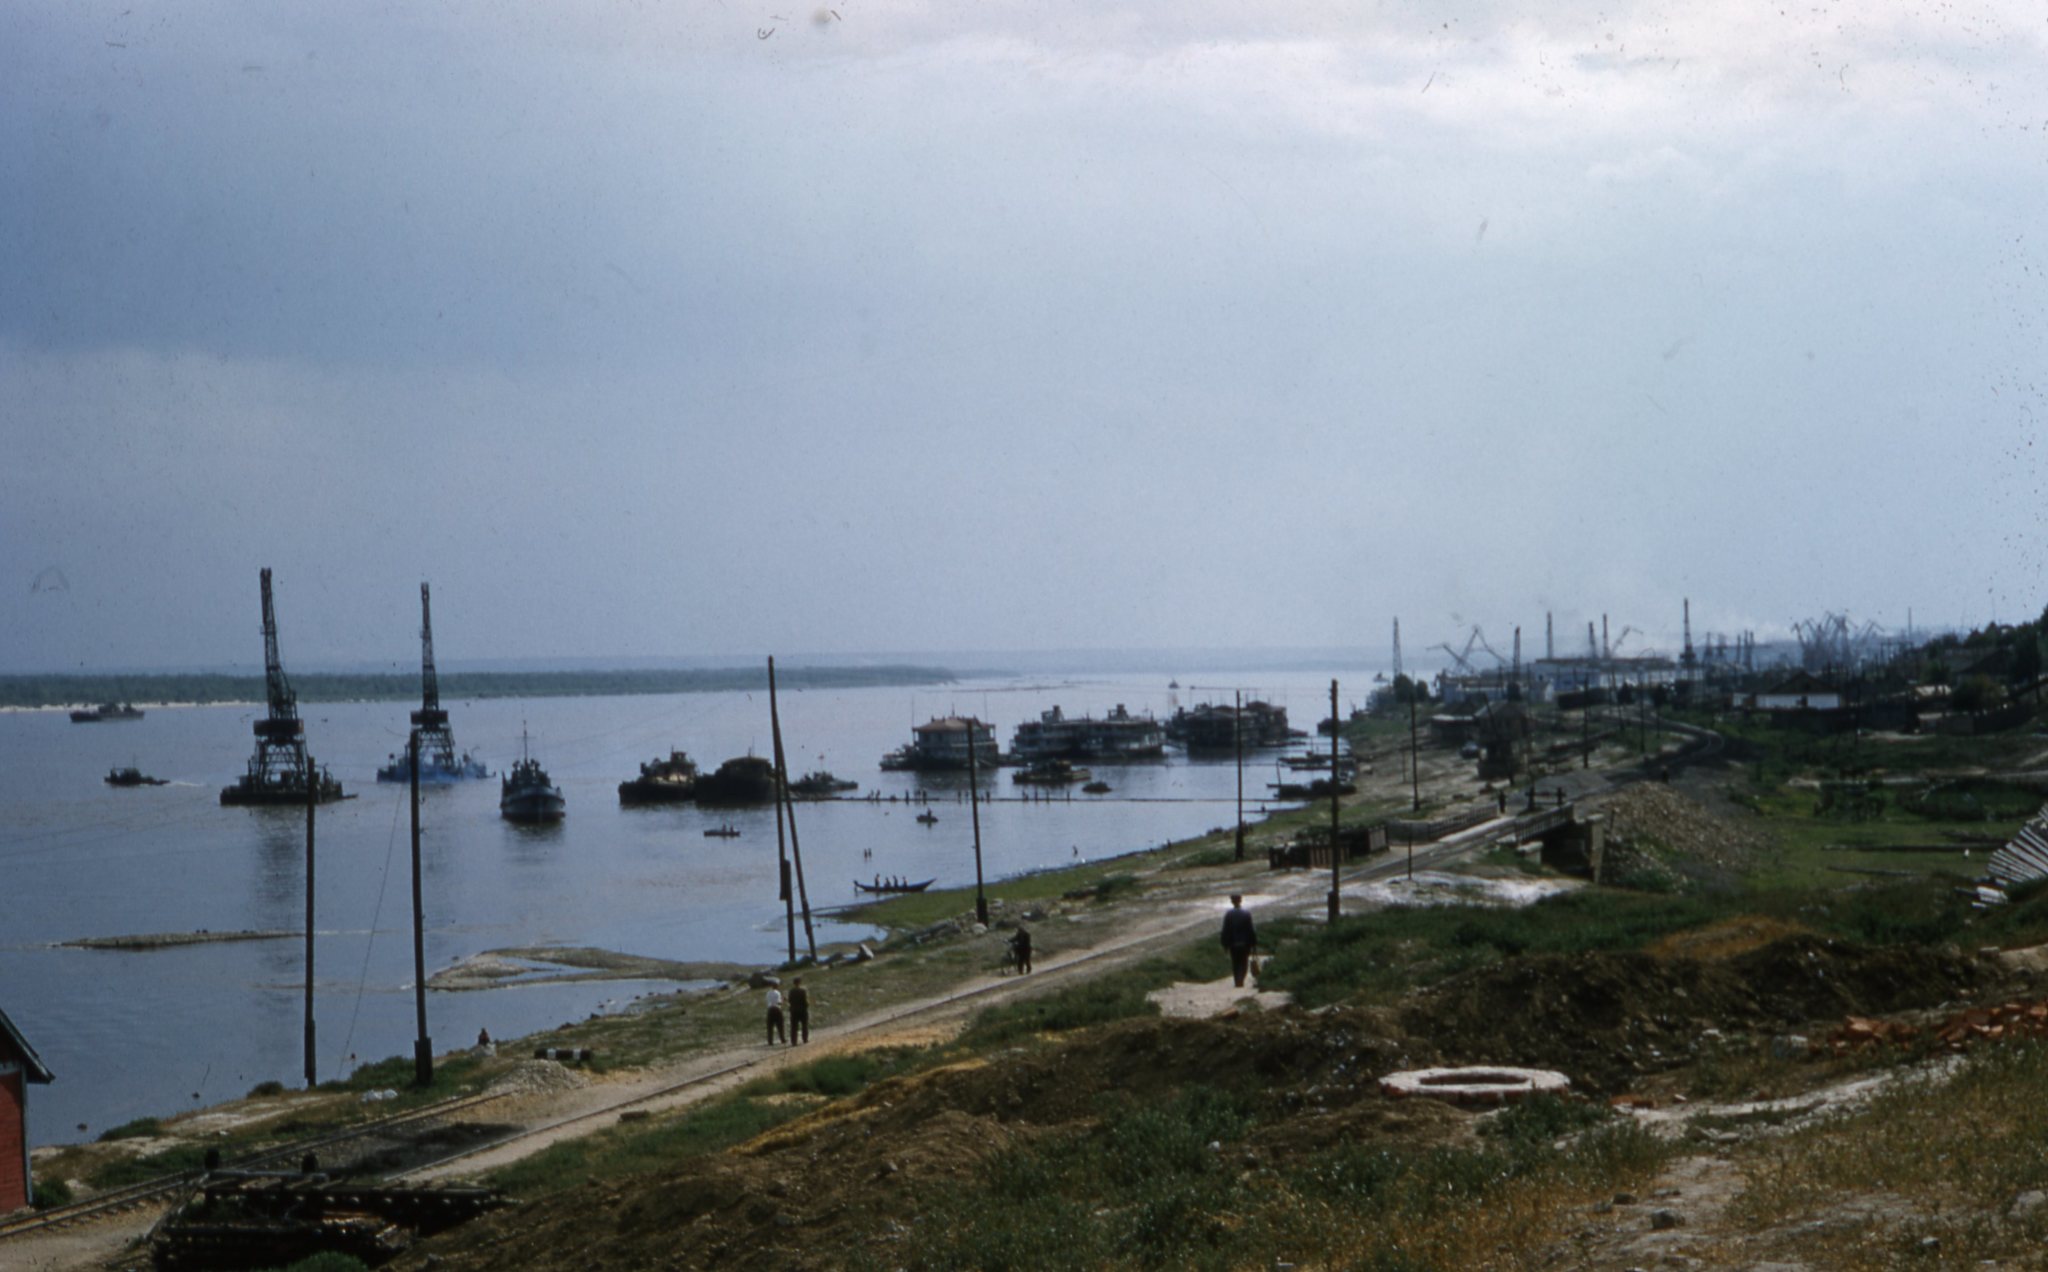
[4,1,2043,672]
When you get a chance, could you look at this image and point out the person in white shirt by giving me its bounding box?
[765,986,786,1045]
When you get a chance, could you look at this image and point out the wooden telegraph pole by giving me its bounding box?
[1327,679,1341,921]
[767,657,816,962]
[968,722,989,926]
[303,754,316,1089]
[1408,691,1421,812]
[1233,690,1245,861]
[409,730,432,1087]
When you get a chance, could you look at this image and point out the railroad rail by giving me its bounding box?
[0,1089,508,1243]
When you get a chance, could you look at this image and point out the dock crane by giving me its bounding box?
[378,583,488,783]
[221,568,343,805]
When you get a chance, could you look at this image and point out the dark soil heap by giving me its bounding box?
[1401,934,1996,1093]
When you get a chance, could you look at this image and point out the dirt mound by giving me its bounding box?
[485,1060,592,1098]
[394,1012,1456,1272]
[1593,783,1770,883]
[1403,935,1995,1094]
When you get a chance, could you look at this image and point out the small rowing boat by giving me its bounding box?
[854,877,934,894]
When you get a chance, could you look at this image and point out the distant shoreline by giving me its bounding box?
[0,665,960,711]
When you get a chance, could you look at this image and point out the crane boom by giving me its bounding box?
[259,567,298,726]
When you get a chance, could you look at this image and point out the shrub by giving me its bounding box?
[96,1116,163,1142]
[31,1176,73,1209]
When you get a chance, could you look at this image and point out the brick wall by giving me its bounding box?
[0,1064,25,1213]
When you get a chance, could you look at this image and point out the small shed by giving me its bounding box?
[0,1007,53,1214]
[1752,671,1842,712]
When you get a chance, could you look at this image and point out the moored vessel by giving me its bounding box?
[789,770,859,797]
[694,755,779,806]
[71,702,144,722]
[1013,758,1092,786]
[500,731,565,823]
[1010,704,1164,762]
[879,716,1001,772]
[618,750,699,804]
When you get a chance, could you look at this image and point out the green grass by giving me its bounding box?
[1257,875,2048,1011]
[96,1116,164,1142]
[487,1096,805,1200]
[1258,888,1727,1008]
[872,1083,1669,1272]
[487,1048,937,1200]
[739,1048,929,1099]
[1728,1041,2048,1268]
[30,1176,74,1209]
[956,939,1219,1050]
[85,1142,215,1190]
[321,1052,487,1101]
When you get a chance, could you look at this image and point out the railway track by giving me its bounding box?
[0,1089,509,1243]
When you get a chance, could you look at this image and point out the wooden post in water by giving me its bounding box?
[968,723,989,926]
[303,754,316,1089]
[767,657,816,962]
[409,730,432,1087]
[1327,679,1341,921]
[1233,690,1245,861]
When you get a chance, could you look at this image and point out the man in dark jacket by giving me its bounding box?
[1220,894,1257,988]
[788,976,810,1045]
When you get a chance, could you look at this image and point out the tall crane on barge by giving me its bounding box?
[221,568,344,805]
[378,583,488,782]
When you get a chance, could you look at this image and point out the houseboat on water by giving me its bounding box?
[1166,700,1298,751]
[880,716,1002,772]
[1010,704,1166,762]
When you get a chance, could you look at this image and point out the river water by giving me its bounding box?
[0,667,1370,1147]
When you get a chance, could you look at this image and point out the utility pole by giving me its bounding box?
[1233,690,1245,862]
[303,754,316,1089]
[768,660,796,963]
[1327,679,1341,922]
[766,658,816,961]
[409,730,432,1088]
[1408,692,1421,812]
[1583,692,1592,769]
[968,723,989,926]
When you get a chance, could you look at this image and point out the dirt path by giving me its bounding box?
[5,802,1522,1271]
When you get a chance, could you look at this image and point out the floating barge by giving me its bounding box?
[618,750,699,804]
[71,702,144,722]
[1010,704,1164,762]
[880,716,1001,772]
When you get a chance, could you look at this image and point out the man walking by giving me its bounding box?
[788,976,810,1045]
[765,984,786,1045]
[1220,894,1257,989]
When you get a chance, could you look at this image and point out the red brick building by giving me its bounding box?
[1,1008,53,1214]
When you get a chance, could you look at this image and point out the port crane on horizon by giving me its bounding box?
[221,568,343,805]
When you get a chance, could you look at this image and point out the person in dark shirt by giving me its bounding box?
[1220,894,1257,988]
[788,976,811,1045]
[1009,926,1033,974]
